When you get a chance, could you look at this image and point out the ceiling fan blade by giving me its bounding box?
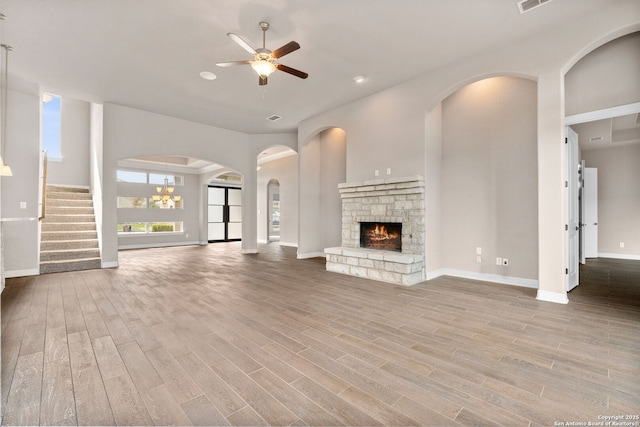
[276,64,308,79]
[216,60,251,67]
[259,75,268,86]
[271,41,300,59]
[227,33,256,54]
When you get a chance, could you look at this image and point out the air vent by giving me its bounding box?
[588,136,603,142]
[266,115,282,122]
[518,0,552,14]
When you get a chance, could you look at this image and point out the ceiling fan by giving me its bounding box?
[216,21,308,86]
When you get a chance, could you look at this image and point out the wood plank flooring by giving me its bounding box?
[2,243,639,426]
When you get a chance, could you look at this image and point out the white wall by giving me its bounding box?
[565,32,640,116]
[582,145,640,258]
[257,153,299,246]
[1,88,41,277]
[425,104,443,275]
[297,128,346,258]
[47,96,90,187]
[441,77,538,281]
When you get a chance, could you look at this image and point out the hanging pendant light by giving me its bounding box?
[0,20,13,176]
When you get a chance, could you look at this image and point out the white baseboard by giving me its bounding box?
[241,248,259,254]
[536,289,569,304]
[427,268,539,289]
[598,253,640,260]
[278,241,298,248]
[118,241,202,250]
[297,251,326,259]
[101,261,119,269]
[257,239,268,244]
[5,268,40,278]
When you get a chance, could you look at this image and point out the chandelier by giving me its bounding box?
[152,176,180,205]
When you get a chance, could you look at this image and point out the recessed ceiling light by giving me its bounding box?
[354,75,366,83]
[200,71,217,80]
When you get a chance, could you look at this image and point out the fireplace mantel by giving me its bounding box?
[325,175,425,286]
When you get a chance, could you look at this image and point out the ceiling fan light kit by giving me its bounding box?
[217,21,308,86]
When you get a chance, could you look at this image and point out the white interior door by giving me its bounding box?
[579,161,586,265]
[584,167,598,258]
[566,127,580,291]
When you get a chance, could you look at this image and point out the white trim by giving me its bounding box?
[598,253,640,261]
[428,268,538,289]
[118,241,201,250]
[565,102,640,125]
[297,251,326,259]
[241,248,258,254]
[536,289,569,304]
[5,268,40,278]
[101,261,119,268]
[257,239,268,244]
[278,241,298,248]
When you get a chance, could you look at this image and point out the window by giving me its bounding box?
[117,170,148,183]
[117,222,147,233]
[118,222,183,234]
[149,173,184,186]
[41,94,62,158]
[117,197,147,208]
[149,198,183,209]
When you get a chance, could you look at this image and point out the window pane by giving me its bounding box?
[208,187,225,205]
[149,197,182,209]
[149,174,183,186]
[149,222,183,233]
[228,188,242,206]
[118,223,146,233]
[117,197,147,208]
[42,94,62,158]
[117,170,147,183]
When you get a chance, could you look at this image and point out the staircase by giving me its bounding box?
[40,185,101,274]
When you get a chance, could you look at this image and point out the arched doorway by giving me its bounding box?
[267,179,280,242]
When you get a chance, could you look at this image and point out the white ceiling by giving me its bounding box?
[0,0,614,134]
[572,114,640,151]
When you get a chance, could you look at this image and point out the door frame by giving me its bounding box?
[207,185,242,243]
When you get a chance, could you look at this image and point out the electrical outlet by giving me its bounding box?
[375,169,379,177]
[503,258,509,266]
[20,201,27,209]
[476,255,482,264]
[620,242,625,248]
[476,247,482,255]
[496,257,502,266]
[386,168,391,175]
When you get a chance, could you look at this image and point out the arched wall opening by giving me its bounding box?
[297,127,346,258]
[256,145,298,247]
[425,75,539,287]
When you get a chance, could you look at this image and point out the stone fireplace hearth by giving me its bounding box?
[325,175,425,286]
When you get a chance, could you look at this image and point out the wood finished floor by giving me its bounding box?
[2,243,639,426]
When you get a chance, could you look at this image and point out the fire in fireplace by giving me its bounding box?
[360,222,402,252]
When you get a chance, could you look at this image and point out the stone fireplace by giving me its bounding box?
[325,175,425,286]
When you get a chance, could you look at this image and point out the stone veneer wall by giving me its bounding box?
[325,175,425,286]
